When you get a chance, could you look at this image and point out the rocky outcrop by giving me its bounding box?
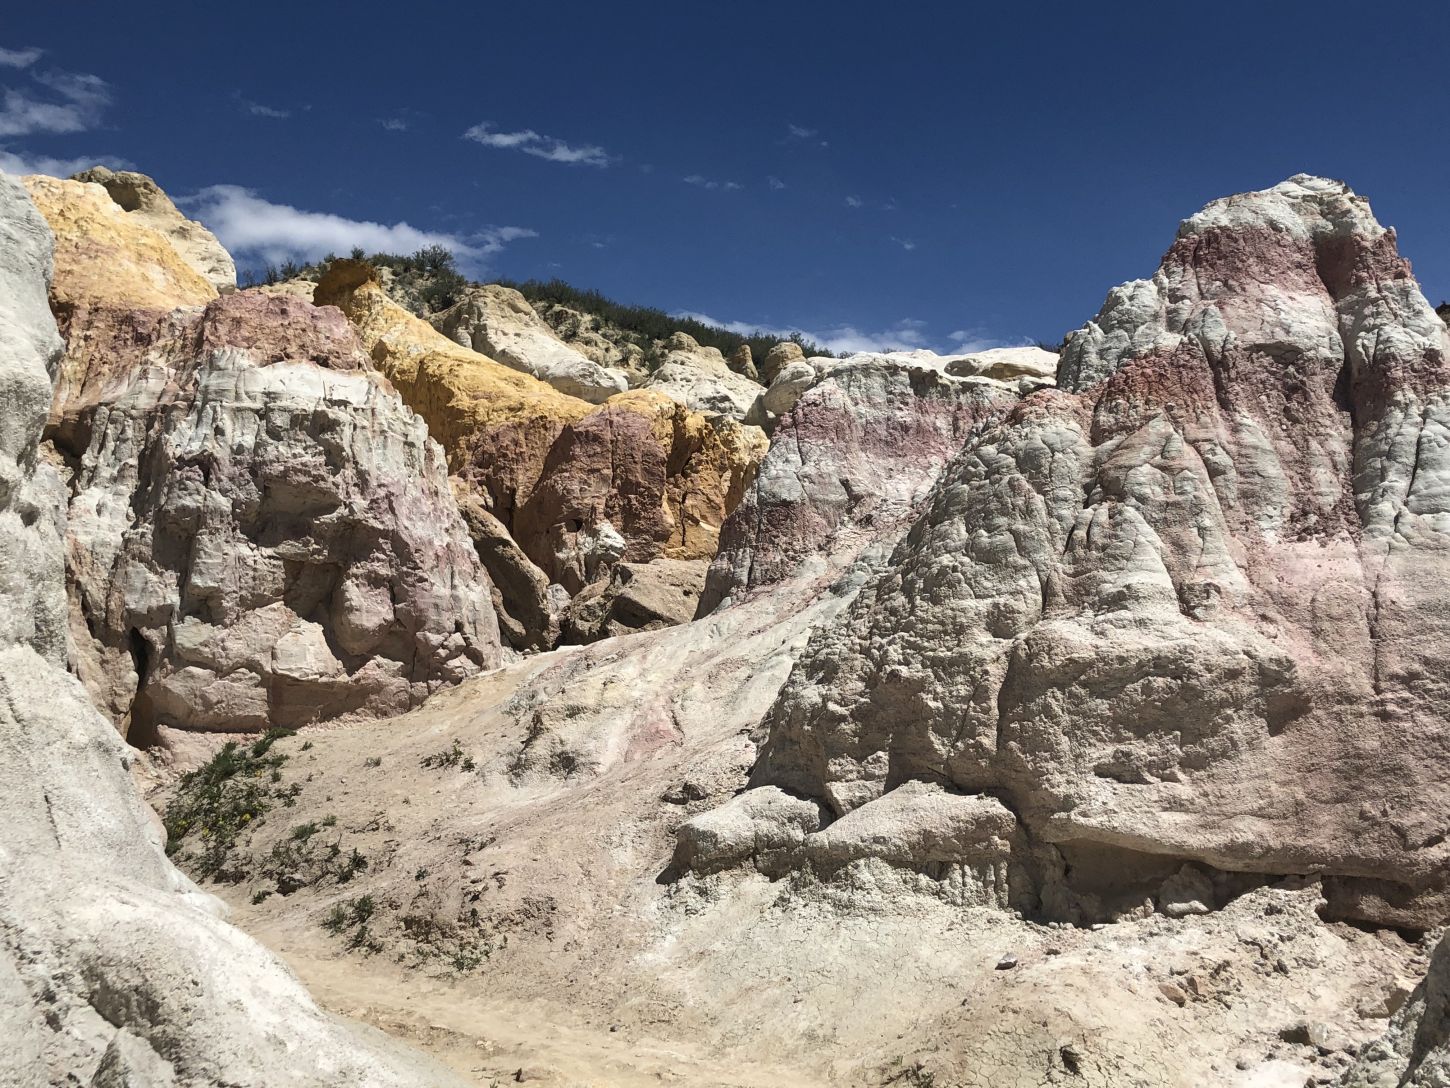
[0,174,67,665]
[71,166,237,292]
[642,331,767,420]
[431,284,629,403]
[701,352,1025,613]
[0,170,465,1088]
[728,343,758,381]
[29,179,500,737]
[1343,934,1450,1086]
[317,261,766,648]
[690,175,1450,930]
[564,557,708,642]
[23,173,217,315]
[761,340,805,385]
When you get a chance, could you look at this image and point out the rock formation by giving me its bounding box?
[71,166,237,292]
[728,342,759,380]
[761,339,806,384]
[27,176,500,737]
[431,283,630,403]
[688,175,1450,930]
[0,170,465,1088]
[316,261,766,648]
[1344,933,1450,1086]
[702,351,1033,612]
[642,331,768,420]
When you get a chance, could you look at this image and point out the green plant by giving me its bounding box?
[162,729,296,880]
[421,739,474,771]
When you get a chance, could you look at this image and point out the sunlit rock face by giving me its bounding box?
[689,176,1450,930]
[0,170,468,1088]
[317,261,766,649]
[26,176,500,737]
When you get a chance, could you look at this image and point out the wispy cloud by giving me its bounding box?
[0,65,111,137]
[683,174,741,191]
[767,175,786,190]
[0,147,130,177]
[676,311,954,356]
[463,122,610,167]
[844,195,863,208]
[949,328,1032,353]
[187,185,535,270]
[379,117,408,132]
[0,46,42,69]
[235,94,290,119]
[783,122,828,148]
[890,236,917,251]
[0,54,115,169]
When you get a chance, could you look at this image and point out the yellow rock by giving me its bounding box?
[22,174,217,313]
[316,261,765,588]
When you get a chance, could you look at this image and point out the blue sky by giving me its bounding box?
[3,2,1449,353]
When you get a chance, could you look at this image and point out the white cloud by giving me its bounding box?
[0,47,42,69]
[844,195,863,208]
[890,236,917,251]
[236,94,290,119]
[0,66,111,137]
[186,185,534,269]
[676,311,949,356]
[683,174,741,191]
[463,122,609,166]
[378,117,408,132]
[949,328,1031,353]
[786,123,817,140]
[767,175,785,190]
[0,147,130,176]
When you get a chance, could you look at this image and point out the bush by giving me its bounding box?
[494,277,832,361]
[163,729,298,880]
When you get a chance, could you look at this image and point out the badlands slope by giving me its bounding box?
[0,167,1446,1088]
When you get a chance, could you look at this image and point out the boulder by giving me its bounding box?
[71,166,237,292]
[564,557,708,642]
[761,340,806,384]
[729,342,759,381]
[431,284,629,404]
[731,175,1450,928]
[643,331,766,420]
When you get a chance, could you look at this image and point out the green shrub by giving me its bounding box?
[162,729,296,880]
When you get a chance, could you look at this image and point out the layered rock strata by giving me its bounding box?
[27,176,500,736]
[316,261,766,648]
[686,175,1450,930]
[0,169,465,1088]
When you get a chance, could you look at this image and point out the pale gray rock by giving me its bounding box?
[0,174,66,667]
[696,176,1450,929]
[432,284,629,403]
[1341,935,1450,1086]
[0,171,466,1088]
[56,294,501,736]
[643,332,765,419]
